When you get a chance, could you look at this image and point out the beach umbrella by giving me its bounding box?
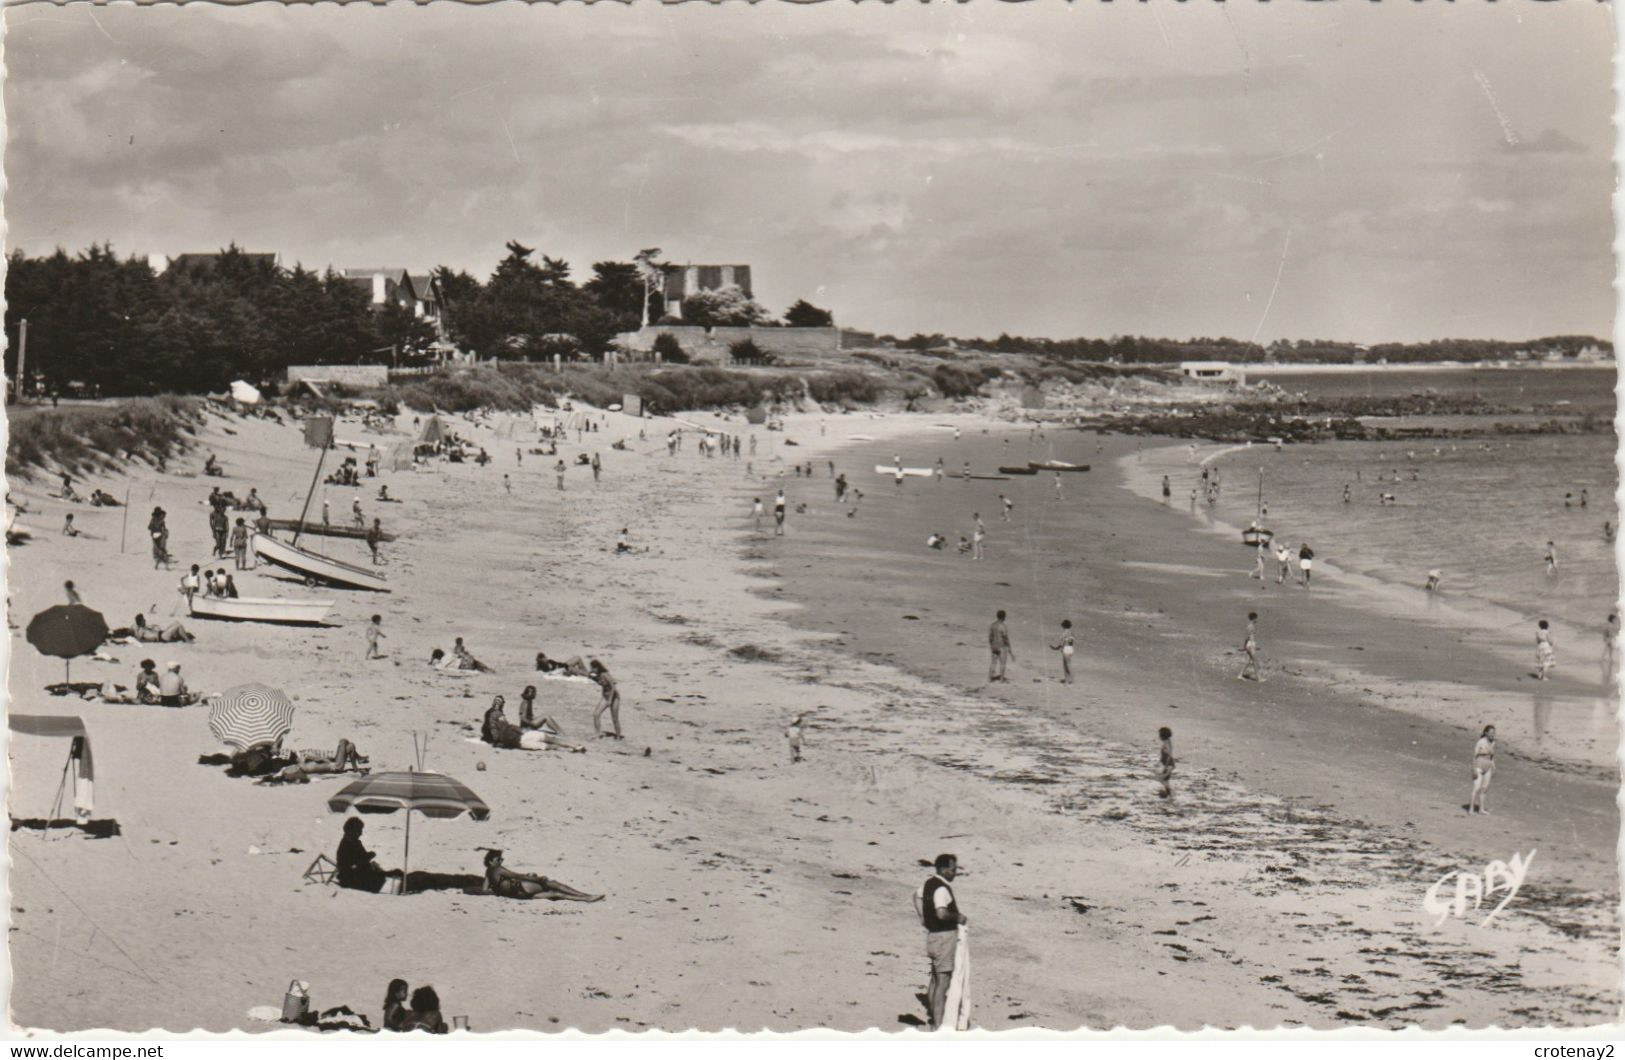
[206,683,296,751]
[326,770,489,894]
[26,604,109,683]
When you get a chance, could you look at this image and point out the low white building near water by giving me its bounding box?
[1179,361,1248,385]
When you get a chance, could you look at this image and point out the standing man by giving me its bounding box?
[556,460,567,492]
[774,489,787,536]
[914,853,967,1031]
[366,518,385,565]
[988,610,1014,682]
[1238,611,1263,682]
[591,453,602,483]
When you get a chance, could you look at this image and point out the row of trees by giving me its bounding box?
[4,241,839,396]
[880,331,1613,365]
[4,244,439,397]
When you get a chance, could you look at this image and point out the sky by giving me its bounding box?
[3,2,1615,344]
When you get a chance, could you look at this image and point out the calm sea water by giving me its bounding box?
[1194,433,1618,637]
[1253,365,1617,414]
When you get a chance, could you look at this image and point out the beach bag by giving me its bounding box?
[281,980,311,1022]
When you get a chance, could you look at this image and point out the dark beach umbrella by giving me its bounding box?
[26,604,109,683]
[327,770,489,894]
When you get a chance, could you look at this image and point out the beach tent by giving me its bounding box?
[418,415,447,446]
[621,394,643,418]
[10,714,96,821]
[230,380,262,405]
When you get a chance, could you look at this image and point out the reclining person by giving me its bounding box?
[482,850,603,902]
[535,651,590,677]
[133,613,195,643]
[262,739,370,783]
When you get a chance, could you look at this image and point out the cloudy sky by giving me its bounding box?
[4,3,1613,343]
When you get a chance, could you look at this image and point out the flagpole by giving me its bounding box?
[401,810,412,897]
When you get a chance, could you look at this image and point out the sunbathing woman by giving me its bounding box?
[132,613,196,643]
[535,651,590,677]
[482,850,603,902]
[263,739,370,783]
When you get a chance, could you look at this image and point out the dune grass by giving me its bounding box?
[7,397,203,480]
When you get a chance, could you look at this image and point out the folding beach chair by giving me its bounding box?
[302,853,338,886]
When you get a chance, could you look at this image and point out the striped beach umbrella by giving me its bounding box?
[327,770,489,894]
[206,683,295,751]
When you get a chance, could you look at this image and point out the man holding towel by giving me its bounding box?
[915,853,968,1030]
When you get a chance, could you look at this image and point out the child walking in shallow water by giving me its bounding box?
[1157,727,1175,799]
[1237,612,1262,682]
[1050,619,1076,683]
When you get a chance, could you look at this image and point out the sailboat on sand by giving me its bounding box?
[252,418,391,592]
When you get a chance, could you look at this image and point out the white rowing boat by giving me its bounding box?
[188,595,334,625]
[874,465,933,477]
[252,533,390,592]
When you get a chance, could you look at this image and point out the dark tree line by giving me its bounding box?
[879,331,1612,365]
[4,244,436,397]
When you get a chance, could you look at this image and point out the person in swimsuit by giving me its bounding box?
[1297,543,1315,587]
[483,850,603,902]
[1161,476,1171,504]
[1535,620,1556,680]
[1001,495,1013,522]
[1544,540,1558,576]
[1237,612,1262,682]
[774,490,786,536]
[988,610,1014,682]
[1469,725,1496,814]
[1425,569,1442,593]
[1157,727,1175,799]
[786,713,805,763]
[752,498,764,528]
[536,651,591,677]
[589,660,623,739]
[1049,619,1076,684]
[1603,612,1620,687]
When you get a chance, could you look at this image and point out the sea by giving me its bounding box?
[1170,366,1619,639]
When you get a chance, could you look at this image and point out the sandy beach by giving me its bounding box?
[4,401,1615,1033]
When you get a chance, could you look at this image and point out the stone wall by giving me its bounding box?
[614,326,841,364]
[285,364,390,387]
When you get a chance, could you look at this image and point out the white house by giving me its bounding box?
[1179,361,1247,385]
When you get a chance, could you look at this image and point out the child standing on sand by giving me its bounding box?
[1469,725,1495,814]
[786,713,805,764]
[366,614,386,660]
[1157,727,1175,799]
[1237,612,1262,682]
[752,498,764,528]
[1535,620,1556,680]
[1050,619,1076,684]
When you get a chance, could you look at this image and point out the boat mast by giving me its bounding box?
[291,420,333,548]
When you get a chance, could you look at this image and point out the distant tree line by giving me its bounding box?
[3,240,838,396]
[877,332,1612,365]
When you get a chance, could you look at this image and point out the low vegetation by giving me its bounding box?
[8,397,203,478]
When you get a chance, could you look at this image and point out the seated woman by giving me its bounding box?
[382,979,412,1032]
[133,613,195,643]
[451,637,491,672]
[89,489,120,507]
[262,739,369,783]
[336,816,401,894]
[535,651,590,677]
[134,659,161,704]
[482,849,603,902]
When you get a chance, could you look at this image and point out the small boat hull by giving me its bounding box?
[1029,462,1091,473]
[997,466,1039,475]
[252,533,390,592]
[262,519,396,542]
[189,595,334,625]
[874,465,934,477]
